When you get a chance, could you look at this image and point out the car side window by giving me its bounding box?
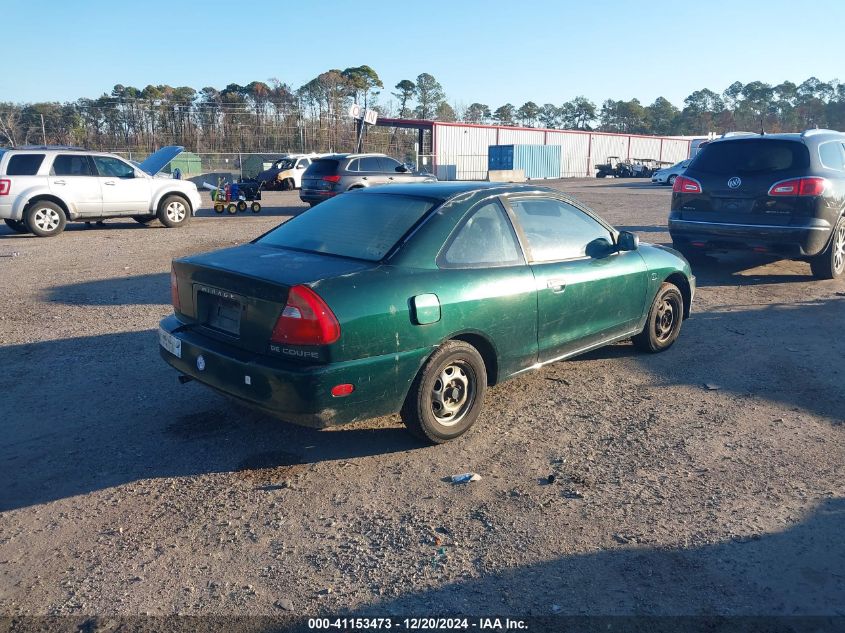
[92,156,135,178]
[299,158,310,168]
[6,154,45,176]
[51,155,95,177]
[819,142,845,171]
[509,197,612,262]
[440,200,523,268]
[359,157,382,171]
[346,159,360,172]
[379,157,402,172]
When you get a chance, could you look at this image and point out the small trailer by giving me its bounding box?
[212,180,263,214]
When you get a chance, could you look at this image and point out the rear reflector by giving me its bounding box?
[331,383,355,397]
[673,175,702,194]
[768,177,827,197]
[170,267,181,311]
[0,179,9,195]
[270,285,340,346]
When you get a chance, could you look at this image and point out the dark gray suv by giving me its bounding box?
[669,129,845,279]
[300,153,436,206]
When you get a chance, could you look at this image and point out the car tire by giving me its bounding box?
[24,200,66,237]
[400,340,487,444]
[632,282,684,353]
[157,195,191,228]
[281,178,294,191]
[4,219,29,234]
[667,174,677,186]
[810,215,845,280]
[132,215,155,225]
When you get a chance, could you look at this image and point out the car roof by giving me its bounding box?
[354,181,572,202]
[708,130,845,146]
[315,153,388,160]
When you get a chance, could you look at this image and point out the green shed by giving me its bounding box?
[164,152,202,176]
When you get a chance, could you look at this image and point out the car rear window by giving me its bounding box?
[305,159,339,176]
[690,140,810,175]
[6,154,46,176]
[257,193,436,261]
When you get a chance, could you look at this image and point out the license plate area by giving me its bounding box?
[159,328,182,358]
[197,290,242,336]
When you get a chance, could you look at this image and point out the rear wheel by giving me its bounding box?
[667,174,677,186]
[401,341,487,444]
[810,216,845,279]
[250,202,261,213]
[632,282,684,353]
[157,195,190,228]
[25,201,66,237]
[4,219,29,234]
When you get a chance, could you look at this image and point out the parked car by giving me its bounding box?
[651,159,691,186]
[257,154,318,191]
[299,153,436,206]
[0,146,202,237]
[669,129,845,279]
[160,183,694,443]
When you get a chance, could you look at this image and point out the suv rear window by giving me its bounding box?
[305,159,339,176]
[691,140,810,175]
[257,193,435,261]
[6,154,46,176]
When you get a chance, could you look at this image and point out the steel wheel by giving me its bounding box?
[653,294,680,344]
[430,362,475,427]
[165,200,186,223]
[834,220,845,275]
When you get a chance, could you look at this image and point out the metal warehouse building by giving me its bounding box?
[377,118,693,181]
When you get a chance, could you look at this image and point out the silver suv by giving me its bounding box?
[300,153,436,206]
[0,146,203,237]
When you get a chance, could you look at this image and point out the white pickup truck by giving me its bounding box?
[0,146,203,237]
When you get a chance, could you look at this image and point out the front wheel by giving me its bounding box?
[4,219,29,234]
[400,341,487,444]
[157,196,191,228]
[25,201,67,237]
[810,216,845,280]
[632,282,685,353]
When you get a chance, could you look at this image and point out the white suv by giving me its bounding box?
[0,146,203,237]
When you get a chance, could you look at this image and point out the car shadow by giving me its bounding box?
[0,329,426,511]
[46,272,170,306]
[347,498,845,618]
[690,252,817,286]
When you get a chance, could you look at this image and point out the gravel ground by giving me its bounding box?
[0,180,843,621]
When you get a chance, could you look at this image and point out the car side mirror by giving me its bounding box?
[134,170,145,178]
[585,237,615,258]
[616,231,639,252]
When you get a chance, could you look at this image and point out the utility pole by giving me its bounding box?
[40,114,46,145]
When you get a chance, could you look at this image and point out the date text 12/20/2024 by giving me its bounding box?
[307,617,528,630]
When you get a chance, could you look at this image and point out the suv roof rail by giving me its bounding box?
[720,131,759,138]
[800,128,841,137]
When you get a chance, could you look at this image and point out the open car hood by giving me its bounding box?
[139,146,184,176]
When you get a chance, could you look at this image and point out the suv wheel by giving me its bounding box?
[157,195,191,228]
[667,174,677,186]
[25,201,67,237]
[810,216,845,280]
[4,219,29,234]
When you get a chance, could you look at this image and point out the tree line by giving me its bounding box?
[2,68,845,156]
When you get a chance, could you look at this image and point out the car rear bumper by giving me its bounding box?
[158,315,430,427]
[299,189,337,204]
[668,217,832,257]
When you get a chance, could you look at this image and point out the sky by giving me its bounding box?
[5,0,845,110]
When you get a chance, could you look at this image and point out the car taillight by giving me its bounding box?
[270,285,340,346]
[322,175,341,183]
[673,175,702,194]
[0,179,10,195]
[768,177,827,197]
[170,267,181,311]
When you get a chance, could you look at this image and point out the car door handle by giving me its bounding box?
[103,181,116,186]
[388,177,394,181]
[362,177,368,180]
[546,278,567,293]
[53,179,66,185]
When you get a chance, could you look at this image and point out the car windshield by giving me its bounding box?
[691,140,810,175]
[257,193,436,261]
[275,159,295,169]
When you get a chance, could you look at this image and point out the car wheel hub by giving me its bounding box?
[34,207,60,231]
[834,222,845,273]
[431,363,472,426]
[655,298,676,341]
[166,201,186,222]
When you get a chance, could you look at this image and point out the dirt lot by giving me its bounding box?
[1,180,843,622]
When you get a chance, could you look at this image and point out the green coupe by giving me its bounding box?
[160,183,694,443]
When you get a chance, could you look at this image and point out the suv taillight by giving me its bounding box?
[768,177,827,197]
[0,179,10,196]
[322,175,341,183]
[673,175,702,194]
[170,267,181,311]
[270,285,340,346]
